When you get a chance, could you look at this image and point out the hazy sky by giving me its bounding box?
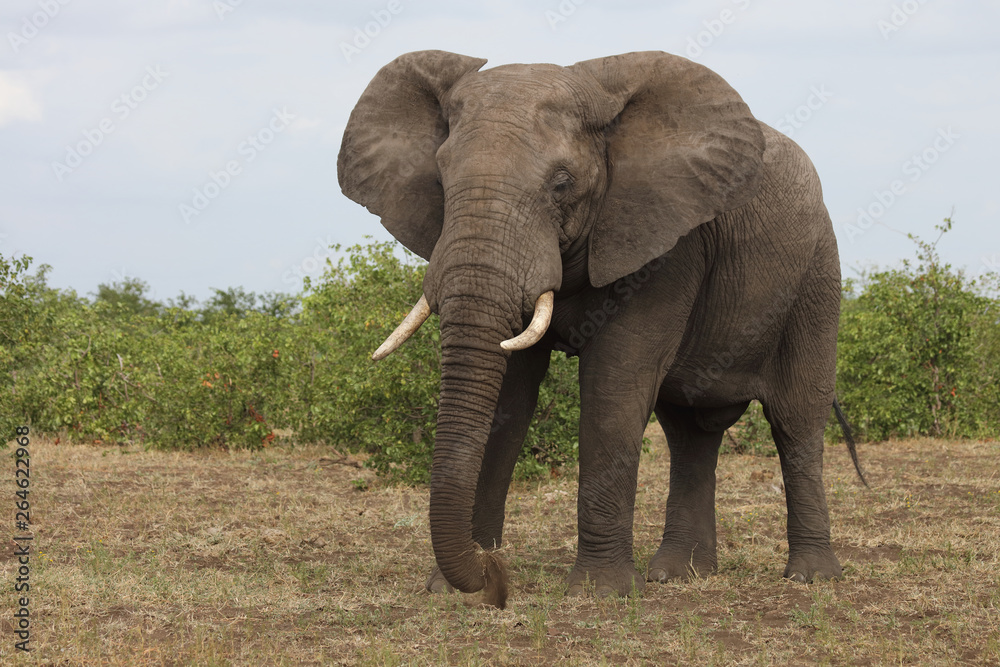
[2,0,997,302]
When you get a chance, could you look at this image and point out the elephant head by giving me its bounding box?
[337,50,766,606]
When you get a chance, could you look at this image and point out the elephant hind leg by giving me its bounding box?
[760,232,843,582]
[762,399,842,582]
[646,400,730,583]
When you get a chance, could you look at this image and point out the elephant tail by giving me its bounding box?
[833,398,869,487]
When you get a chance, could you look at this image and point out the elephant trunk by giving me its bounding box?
[421,187,561,609]
[429,295,513,608]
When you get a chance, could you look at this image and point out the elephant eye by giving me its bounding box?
[551,171,574,199]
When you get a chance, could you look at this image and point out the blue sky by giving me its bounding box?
[1,0,997,302]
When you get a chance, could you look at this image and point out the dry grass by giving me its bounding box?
[3,426,999,665]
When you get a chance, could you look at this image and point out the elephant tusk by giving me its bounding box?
[500,291,555,352]
[372,295,432,361]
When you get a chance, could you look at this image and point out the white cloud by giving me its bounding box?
[0,72,42,125]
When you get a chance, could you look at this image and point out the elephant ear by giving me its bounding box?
[338,51,487,260]
[570,52,766,287]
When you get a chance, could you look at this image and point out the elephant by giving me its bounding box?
[337,50,864,609]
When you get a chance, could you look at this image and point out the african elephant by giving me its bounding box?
[337,50,863,609]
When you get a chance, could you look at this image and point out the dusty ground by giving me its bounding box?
[2,426,999,665]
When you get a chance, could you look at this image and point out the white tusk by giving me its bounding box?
[500,291,555,352]
[372,295,432,361]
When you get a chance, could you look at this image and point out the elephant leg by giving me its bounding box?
[564,255,704,598]
[761,233,842,583]
[763,400,842,583]
[426,345,551,593]
[646,401,746,582]
[566,360,660,598]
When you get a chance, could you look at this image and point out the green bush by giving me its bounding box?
[836,219,1000,440]
[0,254,35,439]
[4,220,997,482]
[295,242,441,482]
[5,267,300,449]
[137,309,300,450]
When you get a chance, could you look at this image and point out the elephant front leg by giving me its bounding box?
[646,402,724,582]
[566,364,655,598]
[426,346,551,593]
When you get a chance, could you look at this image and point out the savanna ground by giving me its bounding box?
[3,426,999,666]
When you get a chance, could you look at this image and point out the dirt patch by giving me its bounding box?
[3,435,998,664]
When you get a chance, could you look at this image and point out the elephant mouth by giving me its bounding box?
[371,290,555,361]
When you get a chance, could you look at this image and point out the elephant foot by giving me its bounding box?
[783,548,842,583]
[646,545,717,583]
[565,563,645,598]
[425,565,455,593]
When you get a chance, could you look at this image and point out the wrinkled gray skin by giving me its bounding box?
[338,50,845,608]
